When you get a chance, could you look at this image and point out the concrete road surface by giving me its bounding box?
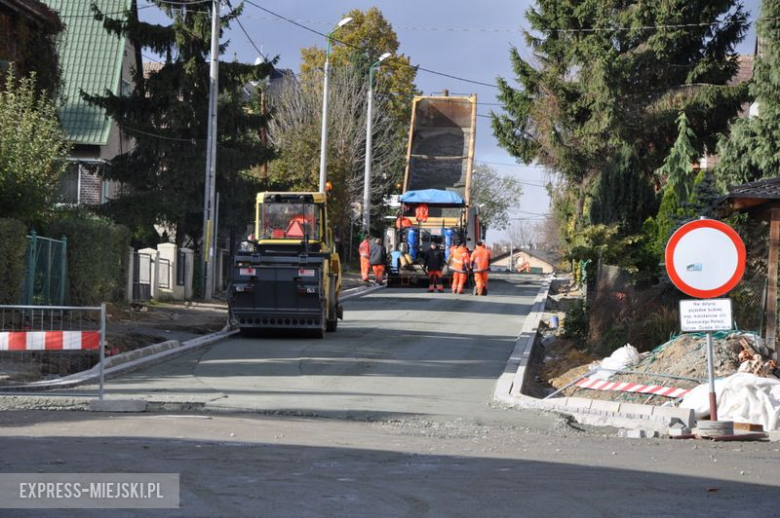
[88,279,545,426]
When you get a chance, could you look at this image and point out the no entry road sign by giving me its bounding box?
[665,219,746,299]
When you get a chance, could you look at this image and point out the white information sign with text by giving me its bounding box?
[679,298,733,332]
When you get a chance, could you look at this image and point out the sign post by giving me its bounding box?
[666,219,745,422]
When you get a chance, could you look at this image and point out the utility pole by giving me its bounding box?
[362,52,391,234]
[318,17,353,193]
[202,0,220,300]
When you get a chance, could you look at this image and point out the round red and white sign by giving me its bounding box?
[665,219,746,299]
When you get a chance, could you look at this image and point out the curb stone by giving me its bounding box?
[0,283,384,394]
[493,274,695,434]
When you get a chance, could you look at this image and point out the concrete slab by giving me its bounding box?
[565,397,592,410]
[617,402,654,417]
[652,406,695,428]
[589,399,621,413]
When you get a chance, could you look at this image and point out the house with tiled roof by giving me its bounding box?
[42,0,138,205]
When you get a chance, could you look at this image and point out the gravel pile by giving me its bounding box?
[552,331,773,404]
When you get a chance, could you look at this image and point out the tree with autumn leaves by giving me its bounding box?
[268,7,419,248]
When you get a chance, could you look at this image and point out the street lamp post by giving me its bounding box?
[362,52,392,235]
[202,0,220,301]
[318,16,353,193]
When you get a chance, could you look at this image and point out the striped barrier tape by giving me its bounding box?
[575,377,691,398]
[0,331,100,351]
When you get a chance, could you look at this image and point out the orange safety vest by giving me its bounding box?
[396,217,413,229]
[471,246,492,272]
[359,239,371,258]
[415,204,429,222]
[450,246,470,273]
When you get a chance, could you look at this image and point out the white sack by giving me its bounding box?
[592,344,641,381]
[681,373,780,431]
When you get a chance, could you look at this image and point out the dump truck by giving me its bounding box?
[228,192,342,338]
[387,92,481,286]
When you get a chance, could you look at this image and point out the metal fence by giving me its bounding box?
[22,232,67,306]
[133,253,152,301]
[158,258,171,289]
[0,304,107,397]
[177,250,186,286]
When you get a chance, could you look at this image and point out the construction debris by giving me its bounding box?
[547,331,777,404]
[737,338,777,377]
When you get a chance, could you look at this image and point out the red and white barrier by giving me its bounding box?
[575,377,691,398]
[0,331,100,351]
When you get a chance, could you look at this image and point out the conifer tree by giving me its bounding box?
[717,1,780,185]
[84,1,275,247]
[493,0,749,231]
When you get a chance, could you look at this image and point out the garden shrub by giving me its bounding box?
[49,213,130,305]
[0,218,27,303]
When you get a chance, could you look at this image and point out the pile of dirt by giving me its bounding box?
[549,331,774,404]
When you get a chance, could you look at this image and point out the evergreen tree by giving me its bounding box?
[493,0,749,230]
[84,1,274,247]
[685,169,724,219]
[656,113,699,205]
[588,144,657,232]
[717,1,780,185]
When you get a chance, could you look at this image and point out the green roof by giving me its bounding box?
[43,0,130,145]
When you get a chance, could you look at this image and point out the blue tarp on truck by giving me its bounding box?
[399,189,464,206]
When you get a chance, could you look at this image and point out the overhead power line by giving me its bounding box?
[225,0,269,62]
[236,13,759,35]
[142,0,213,5]
[241,0,499,89]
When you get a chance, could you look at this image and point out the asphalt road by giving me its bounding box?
[92,279,546,426]
[1,278,778,516]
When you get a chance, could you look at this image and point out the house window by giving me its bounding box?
[121,79,132,97]
[101,178,121,203]
[57,163,80,205]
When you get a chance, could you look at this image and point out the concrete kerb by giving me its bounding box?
[1,284,383,394]
[493,276,695,434]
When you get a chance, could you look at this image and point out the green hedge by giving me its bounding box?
[0,218,27,304]
[50,215,131,305]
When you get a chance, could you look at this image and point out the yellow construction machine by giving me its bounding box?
[228,192,342,338]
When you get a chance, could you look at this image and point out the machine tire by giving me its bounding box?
[314,308,326,339]
[326,275,338,332]
[326,314,338,332]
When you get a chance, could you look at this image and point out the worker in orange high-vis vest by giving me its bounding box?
[450,242,470,294]
[358,235,371,283]
[471,240,492,296]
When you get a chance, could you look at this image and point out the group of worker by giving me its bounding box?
[359,236,387,284]
[359,236,492,295]
[422,239,492,295]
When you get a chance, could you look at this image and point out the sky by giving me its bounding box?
[140,0,763,244]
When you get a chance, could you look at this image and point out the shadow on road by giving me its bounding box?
[0,428,774,517]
